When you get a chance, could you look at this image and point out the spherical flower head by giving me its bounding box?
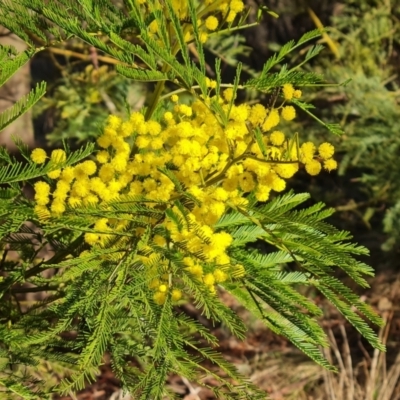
[35,195,50,206]
[68,196,82,208]
[96,150,109,164]
[293,89,302,99]
[153,291,166,305]
[270,130,285,146]
[73,178,90,197]
[164,111,174,122]
[223,88,235,102]
[200,31,208,43]
[97,134,112,149]
[34,181,50,197]
[61,166,75,183]
[318,142,335,160]
[282,83,295,101]
[271,176,286,192]
[149,19,158,34]
[205,15,219,31]
[230,104,249,122]
[212,187,228,201]
[305,159,322,176]
[170,94,179,103]
[31,148,47,164]
[119,121,134,137]
[300,142,316,163]
[81,160,97,176]
[222,177,239,192]
[153,235,167,246]
[147,120,162,136]
[249,104,267,126]
[135,135,150,149]
[213,268,227,283]
[171,289,182,301]
[324,158,338,172]
[262,109,280,131]
[238,172,256,192]
[226,10,237,23]
[203,273,215,286]
[211,231,233,248]
[150,138,164,150]
[84,232,99,245]
[94,218,109,231]
[281,105,296,121]
[230,0,244,12]
[158,284,168,293]
[55,180,70,196]
[205,78,217,89]
[274,163,299,179]
[111,154,128,172]
[130,111,145,126]
[50,200,66,215]
[107,114,122,130]
[255,184,271,202]
[50,149,66,163]
[47,169,61,179]
[99,164,115,183]
[178,104,193,117]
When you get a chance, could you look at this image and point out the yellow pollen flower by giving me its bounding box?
[31,148,47,164]
[318,142,335,160]
[205,16,218,31]
[305,160,322,176]
[281,106,296,121]
[324,158,338,171]
[50,149,67,163]
[282,83,295,100]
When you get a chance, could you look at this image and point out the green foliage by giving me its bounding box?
[290,0,400,249]
[0,0,385,399]
[0,45,46,133]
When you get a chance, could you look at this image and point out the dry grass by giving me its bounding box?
[248,299,400,400]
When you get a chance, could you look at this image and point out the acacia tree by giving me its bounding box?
[0,1,384,398]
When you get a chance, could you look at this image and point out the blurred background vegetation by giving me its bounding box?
[12,0,400,397]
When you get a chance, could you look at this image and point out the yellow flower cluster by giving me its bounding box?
[146,0,245,44]
[31,87,336,304]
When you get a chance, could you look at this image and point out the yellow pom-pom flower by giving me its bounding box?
[203,273,215,286]
[282,83,295,100]
[171,289,182,301]
[153,291,166,305]
[230,0,244,12]
[47,169,61,179]
[205,15,218,31]
[81,160,97,176]
[262,109,280,131]
[281,105,296,121]
[223,88,235,102]
[31,148,47,164]
[324,158,338,171]
[84,232,99,245]
[293,89,302,99]
[34,181,50,196]
[318,142,335,160]
[305,159,322,176]
[96,150,109,164]
[270,130,285,146]
[50,149,66,163]
[158,284,168,293]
